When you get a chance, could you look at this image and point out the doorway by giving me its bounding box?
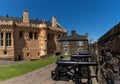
[18,55,23,60]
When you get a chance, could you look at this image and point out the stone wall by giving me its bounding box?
[97,23,120,84]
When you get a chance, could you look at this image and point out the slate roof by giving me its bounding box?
[59,35,88,41]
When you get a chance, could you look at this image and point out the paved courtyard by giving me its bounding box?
[0,58,98,84]
[0,63,74,84]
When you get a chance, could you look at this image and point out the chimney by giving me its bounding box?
[86,32,88,36]
[71,30,77,36]
[23,10,29,24]
[52,16,57,28]
[86,32,88,39]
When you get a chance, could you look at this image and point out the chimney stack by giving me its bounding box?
[23,10,29,24]
[86,32,88,39]
[71,30,77,36]
[52,16,57,28]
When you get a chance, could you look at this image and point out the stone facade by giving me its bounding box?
[97,23,120,84]
[58,30,89,55]
[0,10,67,61]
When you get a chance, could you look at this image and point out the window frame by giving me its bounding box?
[6,33,11,46]
[0,33,3,46]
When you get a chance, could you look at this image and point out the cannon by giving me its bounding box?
[51,59,98,84]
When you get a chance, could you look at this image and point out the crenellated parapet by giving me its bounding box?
[0,20,13,25]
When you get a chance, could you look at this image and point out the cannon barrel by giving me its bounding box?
[56,60,98,66]
[71,54,91,58]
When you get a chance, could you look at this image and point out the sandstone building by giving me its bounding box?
[0,10,67,61]
[58,30,89,55]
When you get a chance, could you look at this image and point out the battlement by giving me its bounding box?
[0,20,13,25]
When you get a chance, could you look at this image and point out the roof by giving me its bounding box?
[0,16,22,22]
[0,16,52,25]
[98,22,120,43]
[59,35,88,41]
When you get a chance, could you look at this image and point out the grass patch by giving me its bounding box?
[0,55,69,81]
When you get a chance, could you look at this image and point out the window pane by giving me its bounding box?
[0,33,3,38]
[9,33,11,38]
[6,40,8,46]
[0,33,3,46]
[9,40,11,46]
[29,32,33,39]
[34,32,38,39]
[6,33,8,38]
[19,31,23,38]
[1,40,3,46]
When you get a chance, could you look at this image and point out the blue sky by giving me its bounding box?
[0,0,120,42]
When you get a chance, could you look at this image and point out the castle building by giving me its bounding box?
[0,10,67,61]
[58,30,89,55]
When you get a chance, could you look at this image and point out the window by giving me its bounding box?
[27,53,30,56]
[47,33,50,40]
[58,35,61,39]
[38,52,40,56]
[3,50,7,55]
[19,31,23,38]
[78,41,83,46]
[64,41,69,47]
[29,32,33,39]
[0,33,3,46]
[29,32,38,40]
[34,32,38,39]
[63,46,68,54]
[6,33,11,46]
[51,34,54,39]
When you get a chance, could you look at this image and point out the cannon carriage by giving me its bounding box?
[51,53,98,84]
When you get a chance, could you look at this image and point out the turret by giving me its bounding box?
[23,10,29,24]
